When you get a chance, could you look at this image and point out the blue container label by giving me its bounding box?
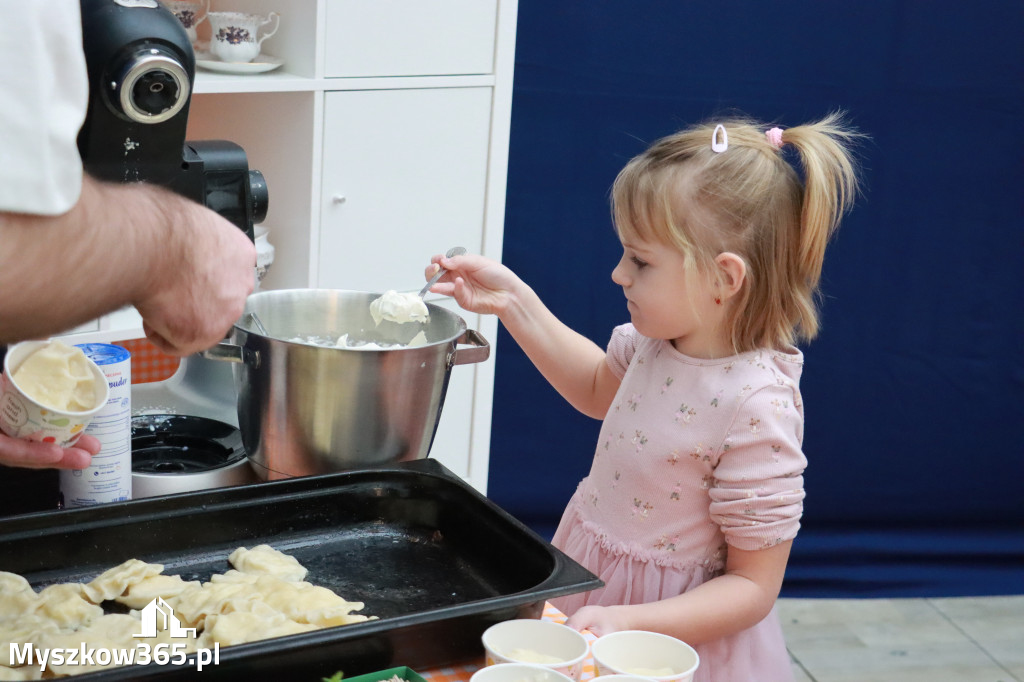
[75,343,131,366]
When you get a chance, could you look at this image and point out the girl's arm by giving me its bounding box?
[565,540,793,644]
[428,254,620,418]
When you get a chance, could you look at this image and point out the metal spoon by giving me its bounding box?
[249,312,269,336]
[419,246,467,297]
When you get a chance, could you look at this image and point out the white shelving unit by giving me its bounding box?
[59,0,518,493]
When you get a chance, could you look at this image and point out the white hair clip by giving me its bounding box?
[711,124,728,153]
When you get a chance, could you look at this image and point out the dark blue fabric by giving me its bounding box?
[487,1,1024,597]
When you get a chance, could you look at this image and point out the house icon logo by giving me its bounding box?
[133,597,197,639]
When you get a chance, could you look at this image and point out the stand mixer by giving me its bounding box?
[78,0,268,239]
[77,0,269,494]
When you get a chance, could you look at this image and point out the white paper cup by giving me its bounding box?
[591,630,700,682]
[482,619,589,681]
[0,341,109,448]
[471,663,575,682]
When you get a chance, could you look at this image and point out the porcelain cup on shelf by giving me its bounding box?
[160,0,209,45]
[254,225,275,290]
[208,11,280,63]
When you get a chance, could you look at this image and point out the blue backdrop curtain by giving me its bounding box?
[486,1,1024,597]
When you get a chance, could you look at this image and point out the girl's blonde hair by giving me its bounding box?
[612,112,862,353]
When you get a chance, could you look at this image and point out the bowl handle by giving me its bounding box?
[449,329,490,366]
[201,341,260,368]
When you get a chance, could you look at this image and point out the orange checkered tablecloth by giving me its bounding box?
[420,603,598,681]
[115,338,181,384]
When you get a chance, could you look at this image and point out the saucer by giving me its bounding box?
[195,51,284,75]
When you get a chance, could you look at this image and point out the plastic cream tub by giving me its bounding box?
[0,340,109,448]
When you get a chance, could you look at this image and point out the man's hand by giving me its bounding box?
[0,177,255,355]
[136,190,256,356]
[0,433,100,469]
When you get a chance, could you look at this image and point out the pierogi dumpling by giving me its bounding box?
[34,583,103,630]
[82,559,164,603]
[115,574,199,610]
[228,545,308,582]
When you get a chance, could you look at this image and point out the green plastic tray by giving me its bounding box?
[334,666,428,682]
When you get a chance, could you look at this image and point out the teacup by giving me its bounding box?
[160,0,209,44]
[208,11,280,63]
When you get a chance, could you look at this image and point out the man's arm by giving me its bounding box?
[0,174,256,355]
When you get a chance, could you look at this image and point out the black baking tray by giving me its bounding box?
[0,459,601,680]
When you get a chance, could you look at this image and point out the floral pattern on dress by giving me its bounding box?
[631,498,654,519]
[674,403,696,424]
[632,430,648,454]
[690,443,710,462]
[553,325,804,682]
[588,325,804,561]
[701,543,728,572]
[655,534,681,551]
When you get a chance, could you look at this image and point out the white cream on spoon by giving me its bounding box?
[369,246,466,325]
[369,290,429,325]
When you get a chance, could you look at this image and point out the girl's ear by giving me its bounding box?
[714,252,747,300]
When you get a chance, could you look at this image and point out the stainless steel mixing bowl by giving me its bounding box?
[205,289,489,479]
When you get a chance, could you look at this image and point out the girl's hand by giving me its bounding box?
[0,433,100,469]
[423,253,522,317]
[426,251,617,418]
[565,604,633,637]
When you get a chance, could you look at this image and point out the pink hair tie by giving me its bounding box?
[765,127,784,149]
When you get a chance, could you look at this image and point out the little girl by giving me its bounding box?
[428,113,861,681]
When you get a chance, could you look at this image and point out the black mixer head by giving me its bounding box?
[77,0,266,239]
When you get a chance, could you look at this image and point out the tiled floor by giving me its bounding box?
[779,595,1024,682]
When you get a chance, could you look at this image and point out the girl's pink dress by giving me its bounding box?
[551,324,806,682]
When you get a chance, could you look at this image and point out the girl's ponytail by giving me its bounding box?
[782,112,862,303]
